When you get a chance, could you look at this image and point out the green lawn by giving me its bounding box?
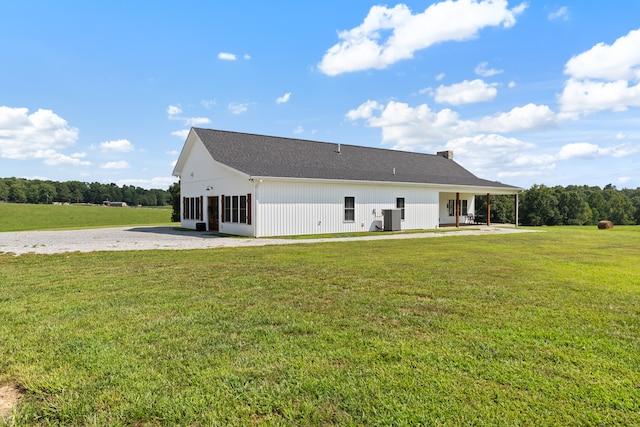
[0,203,174,232]
[0,227,639,425]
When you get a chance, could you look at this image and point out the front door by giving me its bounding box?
[207,196,219,231]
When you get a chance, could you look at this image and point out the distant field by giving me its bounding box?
[0,226,638,425]
[0,203,175,232]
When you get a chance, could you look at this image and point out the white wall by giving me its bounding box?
[179,140,255,235]
[254,179,440,237]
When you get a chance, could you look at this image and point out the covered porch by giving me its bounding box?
[439,190,520,228]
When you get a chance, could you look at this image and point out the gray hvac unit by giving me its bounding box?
[382,209,401,231]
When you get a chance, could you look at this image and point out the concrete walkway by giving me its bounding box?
[0,225,540,256]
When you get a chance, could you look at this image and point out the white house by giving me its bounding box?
[172,128,521,237]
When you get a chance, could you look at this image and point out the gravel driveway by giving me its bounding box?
[0,226,537,255]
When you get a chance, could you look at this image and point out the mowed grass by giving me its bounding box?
[0,227,639,425]
[0,203,174,232]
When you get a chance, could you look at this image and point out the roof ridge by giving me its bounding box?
[193,127,440,158]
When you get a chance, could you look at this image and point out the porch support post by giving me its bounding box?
[455,192,460,227]
[514,193,519,227]
[486,193,491,227]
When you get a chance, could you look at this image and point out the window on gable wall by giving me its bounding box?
[240,195,247,223]
[224,196,231,222]
[232,196,239,222]
[183,196,203,220]
[344,197,355,222]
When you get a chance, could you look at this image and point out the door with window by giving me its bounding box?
[207,196,219,231]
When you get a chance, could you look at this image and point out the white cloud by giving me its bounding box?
[185,117,211,126]
[318,0,526,76]
[171,129,190,139]
[276,92,292,104]
[435,73,445,81]
[101,161,130,169]
[346,100,555,150]
[115,176,178,190]
[293,125,304,134]
[558,78,640,119]
[478,103,556,132]
[615,132,628,140]
[228,102,250,115]
[556,142,607,160]
[167,104,211,133]
[218,52,237,61]
[345,99,383,121]
[42,151,91,167]
[0,106,88,166]
[100,139,134,152]
[508,80,516,88]
[559,28,640,118]
[167,105,182,117]
[475,62,503,77]
[434,79,498,105]
[166,150,179,156]
[611,143,640,157]
[244,54,251,60]
[548,6,569,21]
[445,134,547,177]
[564,29,640,81]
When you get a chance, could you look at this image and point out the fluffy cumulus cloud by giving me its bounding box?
[346,100,555,149]
[100,139,134,152]
[559,28,640,118]
[445,134,547,177]
[0,106,90,166]
[344,99,598,179]
[434,79,498,105]
[318,0,526,76]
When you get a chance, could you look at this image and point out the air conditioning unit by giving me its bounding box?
[382,209,401,231]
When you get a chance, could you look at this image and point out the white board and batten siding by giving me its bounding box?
[254,179,440,237]
[179,140,254,234]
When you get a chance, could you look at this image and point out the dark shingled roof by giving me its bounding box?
[193,128,519,190]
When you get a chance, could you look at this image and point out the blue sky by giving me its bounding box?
[1,1,640,190]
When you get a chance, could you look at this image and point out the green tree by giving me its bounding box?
[9,180,27,203]
[558,189,592,225]
[169,181,181,222]
[520,184,559,226]
[0,180,9,201]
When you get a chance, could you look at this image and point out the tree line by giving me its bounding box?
[477,184,640,226]
[3,178,639,225]
[0,177,170,207]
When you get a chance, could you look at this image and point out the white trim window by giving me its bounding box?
[344,196,355,222]
[396,197,405,220]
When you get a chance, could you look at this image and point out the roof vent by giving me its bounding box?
[437,150,453,160]
[336,143,341,154]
